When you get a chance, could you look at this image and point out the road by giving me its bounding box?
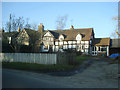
[2,58,118,88]
[2,69,74,88]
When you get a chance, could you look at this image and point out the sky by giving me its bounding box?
[2,2,118,38]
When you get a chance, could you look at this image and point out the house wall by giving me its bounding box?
[54,40,90,53]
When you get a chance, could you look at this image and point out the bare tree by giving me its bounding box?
[111,16,120,39]
[32,23,37,30]
[5,22,10,32]
[4,14,25,32]
[11,14,17,31]
[16,16,25,30]
[56,15,68,30]
[25,18,31,29]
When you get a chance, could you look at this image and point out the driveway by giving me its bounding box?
[2,57,118,88]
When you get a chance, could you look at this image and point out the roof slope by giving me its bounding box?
[111,39,120,48]
[92,38,110,46]
[47,28,93,41]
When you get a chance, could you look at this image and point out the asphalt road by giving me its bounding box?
[2,59,118,88]
[2,69,73,88]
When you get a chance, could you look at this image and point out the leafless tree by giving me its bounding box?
[5,14,25,32]
[32,23,37,30]
[56,15,68,30]
[25,18,31,29]
[16,16,25,30]
[111,16,120,39]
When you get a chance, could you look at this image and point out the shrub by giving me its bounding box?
[76,51,82,56]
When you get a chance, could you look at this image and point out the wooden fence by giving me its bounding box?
[1,53,76,64]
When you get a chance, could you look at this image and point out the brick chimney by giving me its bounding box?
[18,27,20,32]
[71,25,74,30]
[38,23,44,33]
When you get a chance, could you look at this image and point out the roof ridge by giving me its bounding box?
[47,28,93,31]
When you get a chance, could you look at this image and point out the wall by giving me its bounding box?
[1,53,57,64]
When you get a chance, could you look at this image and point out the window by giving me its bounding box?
[44,45,48,49]
[59,35,64,41]
[68,41,72,44]
[73,45,76,48]
[101,46,107,51]
[60,38,63,41]
[64,41,67,44]
[82,45,84,50]
[85,41,88,44]
[89,40,92,44]
[55,42,58,45]
[59,41,63,45]
[95,47,96,51]
[69,45,72,48]
[81,41,84,44]
[92,47,94,51]
[98,47,100,51]
[51,38,53,41]
[85,45,88,48]
[77,41,80,44]
[85,49,88,52]
[63,45,68,49]
[73,41,76,44]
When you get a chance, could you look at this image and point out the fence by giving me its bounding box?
[1,53,76,64]
[1,53,57,64]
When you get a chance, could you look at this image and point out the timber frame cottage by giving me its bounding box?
[2,24,112,56]
[41,25,110,56]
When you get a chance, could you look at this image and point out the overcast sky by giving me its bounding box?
[2,2,118,38]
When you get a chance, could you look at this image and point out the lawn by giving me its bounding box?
[2,55,90,72]
[76,55,90,63]
[2,62,76,72]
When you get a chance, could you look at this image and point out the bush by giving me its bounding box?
[64,49,76,53]
[76,51,82,56]
[19,45,32,53]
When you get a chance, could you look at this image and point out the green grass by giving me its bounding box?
[2,56,91,72]
[2,62,76,72]
[76,56,89,63]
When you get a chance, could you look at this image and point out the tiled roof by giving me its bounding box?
[47,28,93,41]
[92,38,110,46]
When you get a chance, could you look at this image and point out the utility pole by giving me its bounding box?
[9,14,11,32]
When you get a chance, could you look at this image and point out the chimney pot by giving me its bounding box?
[18,27,20,32]
[71,25,74,29]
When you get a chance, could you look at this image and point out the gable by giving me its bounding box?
[76,34,82,41]
[59,35,64,41]
[17,29,29,39]
[44,31,54,37]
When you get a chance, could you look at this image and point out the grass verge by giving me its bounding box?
[76,55,90,63]
[2,62,76,72]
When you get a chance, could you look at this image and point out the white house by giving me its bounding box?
[41,25,110,56]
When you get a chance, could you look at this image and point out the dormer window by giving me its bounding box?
[76,34,82,41]
[59,34,64,41]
